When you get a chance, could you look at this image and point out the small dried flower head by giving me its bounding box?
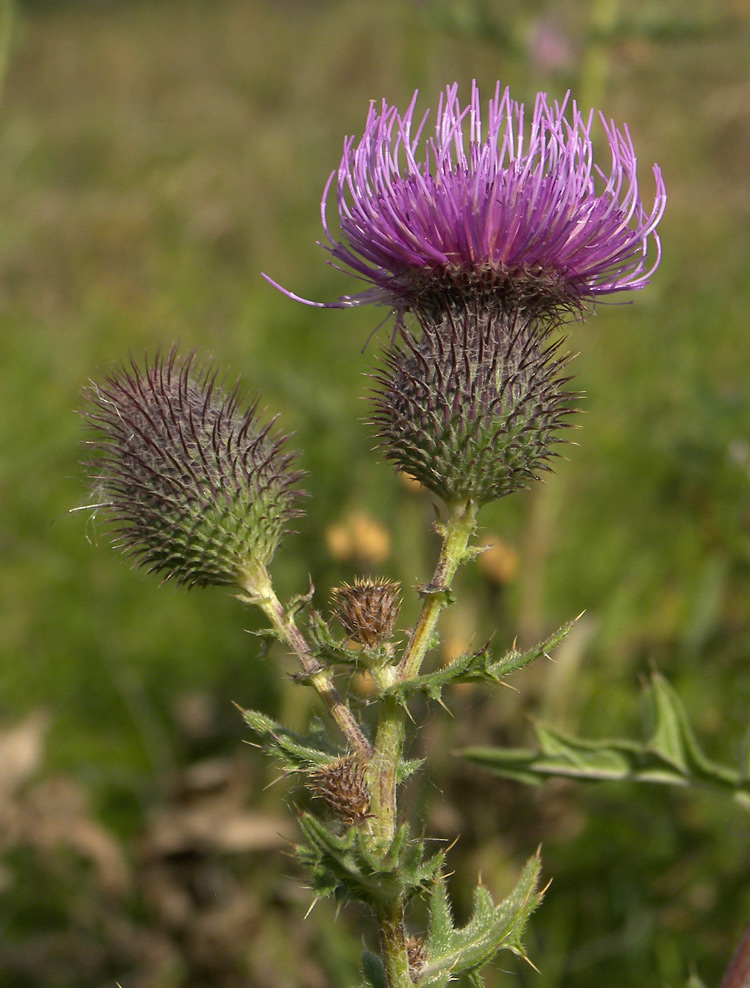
[406,936,428,981]
[81,348,304,589]
[268,81,665,322]
[308,756,371,826]
[370,308,577,506]
[331,577,402,646]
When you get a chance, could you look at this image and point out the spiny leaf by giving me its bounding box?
[418,853,543,986]
[461,674,750,810]
[241,707,342,769]
[383,617,578,705]
[397,757,424,783]
[426,878,454,950]
[297,812,391,905]
[487,617,579,679]
[286,580,315,619]
[297,814,446,907]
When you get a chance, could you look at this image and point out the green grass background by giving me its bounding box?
[0,0,749,985]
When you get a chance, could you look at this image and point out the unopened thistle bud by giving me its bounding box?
[308,756,371,826]
[370,308,577,506]
[331,577,402,646]
[81,348,304,589]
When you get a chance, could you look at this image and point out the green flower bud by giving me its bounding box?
[370,308,578,506]
[81,348,304,589]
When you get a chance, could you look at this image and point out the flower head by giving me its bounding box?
[81,348,304,589]
[270,81,665,321]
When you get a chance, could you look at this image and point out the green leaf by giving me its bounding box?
[247,626,285,649]
[397,757,424,783]
[487,617,579,680]
[297,812,390,905]
[241,707,342,769]
[461,675,750,810]
[297,815,445,907]
[361,950,387,988]
[384,617,578,705]
[286,581,315,619]
[418,853,543,986]
[643,675,737,788]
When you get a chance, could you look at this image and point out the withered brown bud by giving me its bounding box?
[406,936,428,981]
[331,577,402,646]
[308,756,371,826]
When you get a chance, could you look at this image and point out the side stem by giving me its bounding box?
[240,565,372,760]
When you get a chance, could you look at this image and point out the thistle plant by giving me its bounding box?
[81,81,668,987]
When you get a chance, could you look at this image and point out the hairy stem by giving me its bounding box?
[368,498,478,986]
[369,693,405,845]
[398,497,479,681]
[377,897,412,988]
[240,566,372,760]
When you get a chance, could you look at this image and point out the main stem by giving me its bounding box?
[398,497,479,682]
[369,497,478,987]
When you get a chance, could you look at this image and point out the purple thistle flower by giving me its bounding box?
[267,81,665,320]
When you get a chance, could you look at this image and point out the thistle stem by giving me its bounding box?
[367,498,478,986]
[369,694,404,844]
[398,498,479,681]
[377,897,412,988]
[241,567,372,760]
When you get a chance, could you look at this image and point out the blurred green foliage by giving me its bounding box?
[0,0,749,985]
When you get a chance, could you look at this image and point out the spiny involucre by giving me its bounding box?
[370,308,578,505]
[81,348,305,589]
